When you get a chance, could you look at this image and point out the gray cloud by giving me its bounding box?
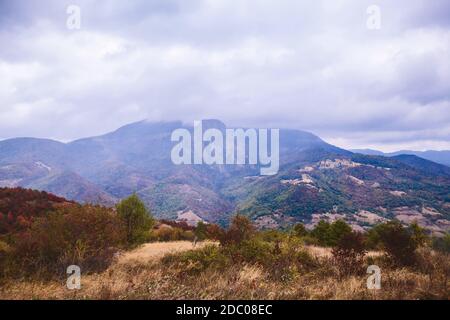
[0,0,449,151]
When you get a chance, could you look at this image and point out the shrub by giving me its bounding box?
[183,230,196,241]
[162,245,229,275]
[0,240,9,253]
[220,214,255,246]
[162,233,317,282]
[432,233,450,253]
[205,223,225,241]
[302,235,321,246]
[149,226,195,242]
[0,187,73,236]
[292,223,308,237]
[10,205,125,278]
[372,221,418,266]
[0,240,11,278]
[294,249,318,273]
[415,247,450,299]
[159,219,195,231]
[116,194,155,246]
[223,239,273,266]
[258,229,286,243]
[310,220,352,246]
[268,237,316,281]
[408,222,429,247]
[332,232,367,277]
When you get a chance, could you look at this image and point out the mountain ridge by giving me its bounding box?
[1,120,449,233]
[352,148,450,167]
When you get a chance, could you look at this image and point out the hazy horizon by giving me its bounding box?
[1,118,449,154]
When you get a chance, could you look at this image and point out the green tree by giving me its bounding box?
[408,221,428,247]
[195,221,208,241]
[375,221,418,266]
[329,220,352,246]
[311,220,331,246]
[293,223,308,237]
[116,194,154,245]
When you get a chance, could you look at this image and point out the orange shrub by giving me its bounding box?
[220,215,255,246]
[150,225,195,242]
[11,205,126,278]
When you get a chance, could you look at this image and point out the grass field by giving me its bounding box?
[1,241,447,300]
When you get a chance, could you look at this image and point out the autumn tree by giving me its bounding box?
[221,214,255,246]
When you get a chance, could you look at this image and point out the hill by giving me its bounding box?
[0,187,74,235]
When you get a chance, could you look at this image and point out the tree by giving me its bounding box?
[195,221,208,241]
[293,223,308,237]
[221,214,255,246]
[116,194,154,245]
[205,223,225,241]
[311,220,331,246]
[329,220,352,246]
[374,221,418,266]
[408,221,428,247]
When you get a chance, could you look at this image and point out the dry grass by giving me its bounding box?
[0,241,448,300]
[117,241,217,264]
[305,245,382,259]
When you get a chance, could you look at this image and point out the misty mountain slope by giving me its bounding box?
[66,121,181,176]
[25,170,117,206]
[0,138,67,166]
[0,160,116,206]
[352,149,450,167]
[0,120,449,233]
[390,154,450,177]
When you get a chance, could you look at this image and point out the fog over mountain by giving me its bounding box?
[0,0,449,151]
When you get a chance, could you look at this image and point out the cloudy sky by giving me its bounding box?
[0,0,449,151]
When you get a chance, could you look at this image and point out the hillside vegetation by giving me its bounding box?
[0,188,448,300]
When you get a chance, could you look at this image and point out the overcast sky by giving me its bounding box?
[0,0,449,151]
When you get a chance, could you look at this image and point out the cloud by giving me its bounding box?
[0,0,448,152]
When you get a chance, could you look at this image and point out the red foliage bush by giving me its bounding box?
[0,187,73,235]
[11,204,125,278]
[220,215,255,246]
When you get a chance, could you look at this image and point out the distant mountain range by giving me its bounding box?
[1,120,449,234]
[351,149,450,167]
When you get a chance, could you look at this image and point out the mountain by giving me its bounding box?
[1,120,449,234]
[352,149,450,167]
